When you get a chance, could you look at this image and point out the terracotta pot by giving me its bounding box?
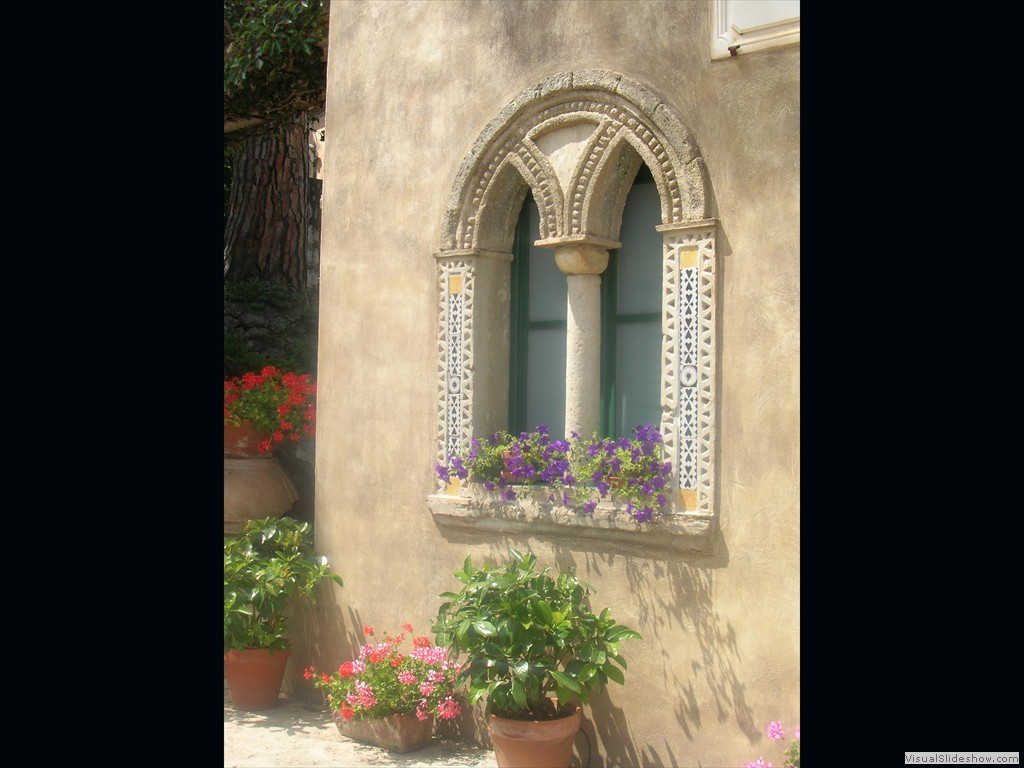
[224,420,274,458]
[223,647,291,711]
[224,457,298,535]
[488,707,582,768]
[333,711,434,753]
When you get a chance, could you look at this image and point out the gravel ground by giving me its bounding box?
[224,682,499,768]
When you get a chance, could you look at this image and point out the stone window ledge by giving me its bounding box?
[426,488,715,555]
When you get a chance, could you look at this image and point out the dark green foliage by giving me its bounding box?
[224,0,329,126]
[224,279,318,378]
[224,516,342,652]
[432,549,642,720]
[224,278,306,309]
[224,147,233,222]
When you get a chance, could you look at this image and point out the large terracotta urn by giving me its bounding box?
[224,421,298,535]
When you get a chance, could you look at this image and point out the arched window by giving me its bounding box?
[431,71,718,545]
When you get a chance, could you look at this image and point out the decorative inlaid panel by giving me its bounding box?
[435,260,474,465]
[661,223,716,516]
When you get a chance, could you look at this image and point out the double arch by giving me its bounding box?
[440,70,709,253]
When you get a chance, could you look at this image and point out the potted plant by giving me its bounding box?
[224,515,343,711]
[224,366,316,457]
[224,366,317,533]
[435,423,673,522]
[431,549,642,768]
[304,623,463,753]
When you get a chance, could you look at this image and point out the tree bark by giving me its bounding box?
[224,115,310,288]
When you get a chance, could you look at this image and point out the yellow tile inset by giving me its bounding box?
[680,488,697,511]
[678,246,698,269]
[446,477,461,496]
[449,275,462,294]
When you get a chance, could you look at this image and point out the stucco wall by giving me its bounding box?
[302,2,799,765]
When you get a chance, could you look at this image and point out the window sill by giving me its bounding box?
[426,485,715,556]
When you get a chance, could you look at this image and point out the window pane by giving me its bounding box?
[605,175,662,439]
[616,181,662,315]
[527,209,565,322]
[526,326,566,435]
[511,192,567,435]
[615,320,661,436]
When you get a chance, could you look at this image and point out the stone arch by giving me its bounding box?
[439,70,709,254]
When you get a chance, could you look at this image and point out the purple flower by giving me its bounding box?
[632,505,654,523]
[582,499,597,515]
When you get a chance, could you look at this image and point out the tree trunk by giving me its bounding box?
[224,115,310,289]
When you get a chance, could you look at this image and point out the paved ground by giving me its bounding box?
[224,681,499,767]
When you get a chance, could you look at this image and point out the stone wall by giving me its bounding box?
[302,2,800,766]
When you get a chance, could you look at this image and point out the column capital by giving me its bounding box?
[535,235,619,276]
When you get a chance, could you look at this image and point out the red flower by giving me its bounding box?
[402,622,414,633]
[363,625,375,637]
[413,636,431,648]
[338,661,355,678]
[390,654,405,667]
[340,704,355,720]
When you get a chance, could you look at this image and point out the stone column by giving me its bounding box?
[536,237,619,440]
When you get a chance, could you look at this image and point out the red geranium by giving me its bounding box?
[224,366,316,455]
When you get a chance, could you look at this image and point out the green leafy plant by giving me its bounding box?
[432,549,642,721]
[224,0,329,125]
[224,366,316,453]
[435,424,673,522]
[304,622,462,722]
[224,516,342,652]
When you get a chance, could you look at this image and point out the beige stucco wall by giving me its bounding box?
[299,2,799,766]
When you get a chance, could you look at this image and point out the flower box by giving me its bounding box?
[332,711,434,753]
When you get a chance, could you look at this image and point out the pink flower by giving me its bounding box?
[410,645,450,665]
[794,727,800,740]
[419,681,435,696]
[437,696,462,720]
[346,680,376,710]
[767,720,784,741]
[398,670,417,685]
[416,703,430,721]
[745,759,772,768]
